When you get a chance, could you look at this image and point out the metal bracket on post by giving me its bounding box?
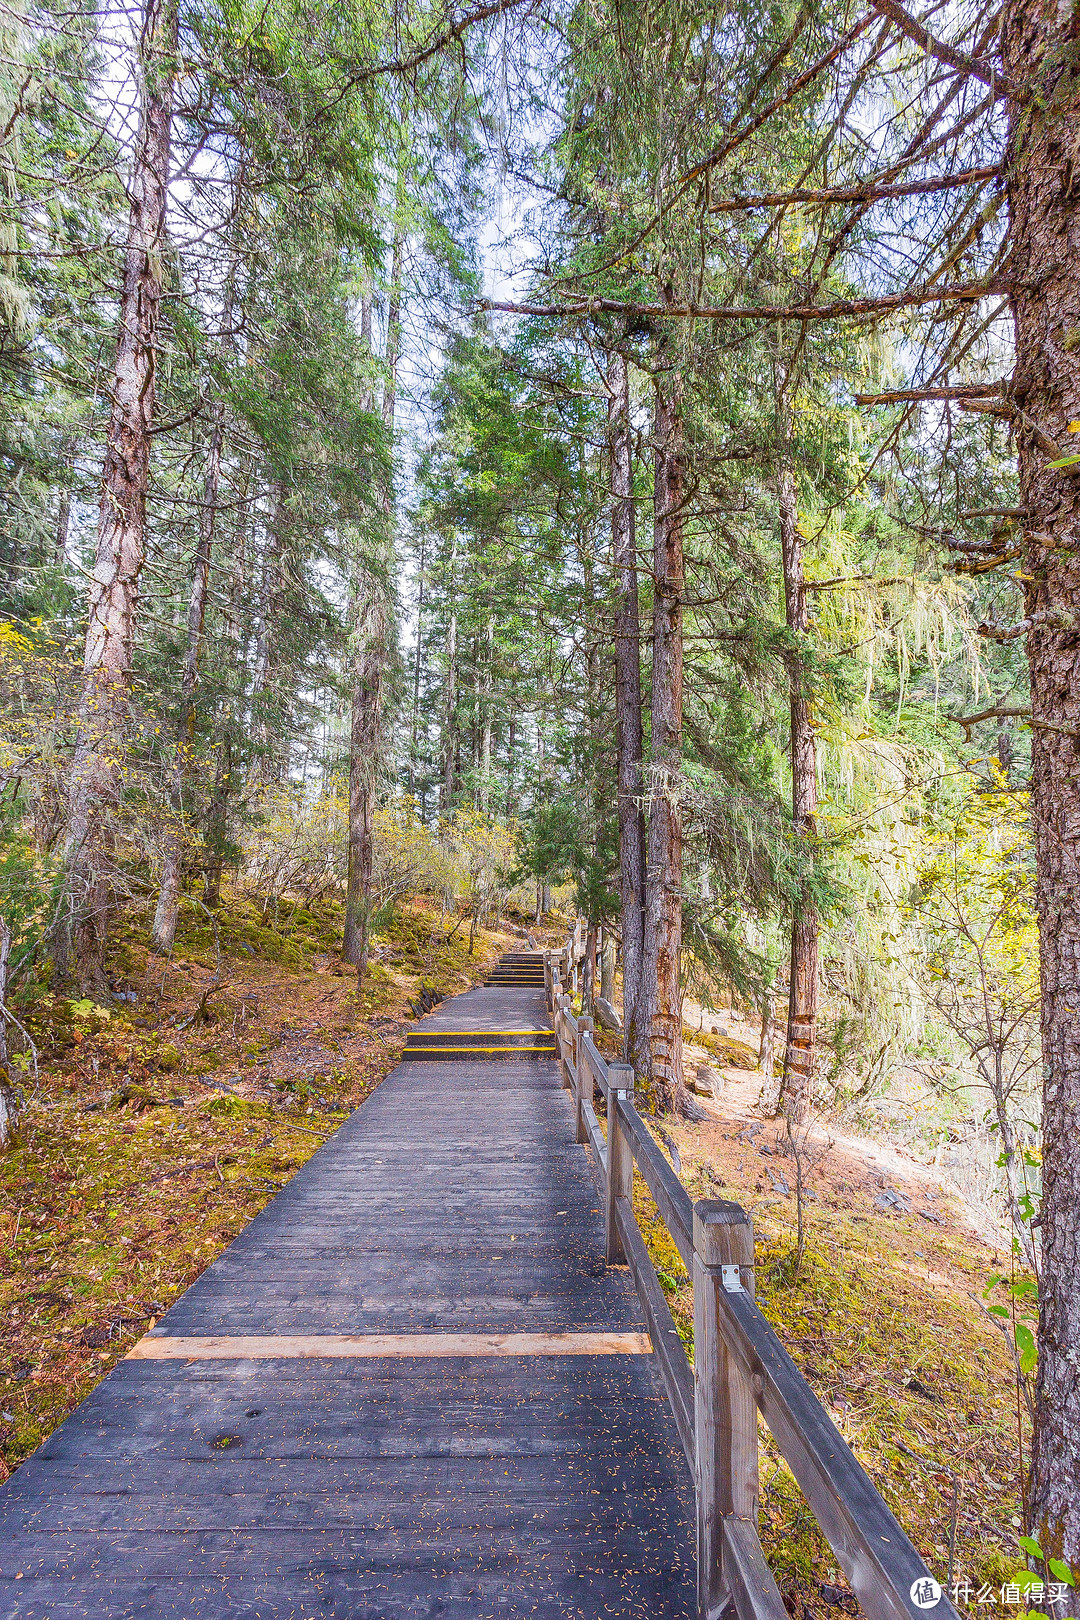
[721,1264,744,1293]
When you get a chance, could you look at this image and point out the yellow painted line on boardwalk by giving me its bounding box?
[128,1330,652,1361]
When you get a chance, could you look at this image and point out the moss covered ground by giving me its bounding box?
[627,1102,1025,1619]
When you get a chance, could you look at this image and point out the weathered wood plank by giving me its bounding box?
[719,1518,790,1620]
[615,1194,694,1470]
[621,1097,694,1267]
[605,1065,634,1264]
[128,1330,651,1359]
[581,1097,608,1173]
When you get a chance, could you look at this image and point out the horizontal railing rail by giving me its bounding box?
[544,944,960,1620]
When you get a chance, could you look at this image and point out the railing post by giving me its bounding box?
[574,1016,594,1143]
[693,1199,757,1620]
[605,1064,634,1264]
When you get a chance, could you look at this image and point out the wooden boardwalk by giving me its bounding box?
[0,963,695,1619]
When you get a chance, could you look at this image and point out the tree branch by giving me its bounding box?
[977,610,1073,642]
[710,165,999,214]
[958,507,1026,520]
[946,705,1030,734]
[854,382,1006,405]
[480,277,1004,326]
[868,0,1014,97]
[560,9,880,283]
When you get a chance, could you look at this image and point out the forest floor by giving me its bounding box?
[629,1024,1025,1616]
[1,910,1022,1617]
[0,890,521,1481]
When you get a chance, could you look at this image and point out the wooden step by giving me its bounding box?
[402,1029,556,1061]
[401,1043,556,1060]
[405,1030,554,1048]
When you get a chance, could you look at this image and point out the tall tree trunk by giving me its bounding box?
[53,438,74,566]
[409,532,425,803]
[0,916,18,1151]
[151,407,222,953]
[480,610,493,810]
[342,572,385,970]
[383,209,404,433]
[777,458,819,1124]
[203,733,232,908]
[203,469,248,903]
[609,349,648,1071]
[757,970,782,1114]
[441,597,457,820]
[249,488,286,787]
[57,0,177,991]
[1002,1,1080,1588]
[643,361,687,1113]
[343,233,399,972]
[582,922,597,1017]
[600,928,616,1005]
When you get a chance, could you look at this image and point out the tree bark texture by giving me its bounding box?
[342,572,386,972]
[409,532,425,803]
[441,598,457,820]
[151,407,221,954]
[758,974,782,1115]
[248,489,288,787]
[480,611,493,809]
[59,0,177,990]
[600,927,616,1005]
[202,733,232,908]
[343,271,396,975]
[609,350,648,1072]
[643,363,686,1111]
[1002,1,1080,1588]
[0,916,18,1151]
[778,462,819,1125]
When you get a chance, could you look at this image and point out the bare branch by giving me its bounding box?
[710,165,999,214]
[868,0,1014,96]
[947,705,1031,733]
[854,382,1006,405]
[480,277,1004,326]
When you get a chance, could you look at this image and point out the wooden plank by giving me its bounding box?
[127,1330,652,1360]
[622,1098,694,1267]
[581,1097,608,1173]
[719,1518,789,1620]
[718,1286,961,1620]
[574,1015,594,1143]
[615,1195,694,1471]
[579,1030,608,1093]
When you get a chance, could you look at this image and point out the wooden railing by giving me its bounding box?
[545,943,960,1620]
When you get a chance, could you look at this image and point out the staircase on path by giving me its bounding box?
[0,951,694,1620]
